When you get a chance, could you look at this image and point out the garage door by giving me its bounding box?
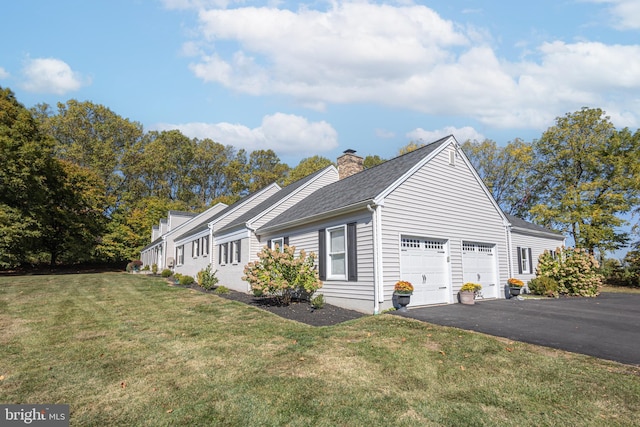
[400,236,450,306]
[462,242,497,298]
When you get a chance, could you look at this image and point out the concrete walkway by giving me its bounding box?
[395,293,640,366]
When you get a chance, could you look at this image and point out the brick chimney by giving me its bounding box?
[337,149,364,179]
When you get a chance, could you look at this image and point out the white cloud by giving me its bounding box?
[179,1,640,131]
[21,58,89,95]
[407,126,485,144]
[0,67,9,79]
[587,0,640,30]
[153,113,338,154]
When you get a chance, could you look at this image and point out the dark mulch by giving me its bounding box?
[180,283,366,327]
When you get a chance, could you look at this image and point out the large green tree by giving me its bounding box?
[461,138,536,218]
[285,155,333,185]
[531,108,640,254]
[246,149,289,193]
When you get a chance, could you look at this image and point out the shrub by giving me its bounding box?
[537,247,602,296]
[161,269,172,278]
[179,275,195,286]
[197,265,219,290]
[310,294,325,309]
[528,276,559,298]
[214,286,229,295]
[142,265,150,271]
[243,245,322,305]
[152,264,158,275]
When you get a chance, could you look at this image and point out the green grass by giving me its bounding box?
[601,284,640,294]
[1,273,639,426]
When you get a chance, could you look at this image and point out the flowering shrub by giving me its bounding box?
[536,247,602,296]
[460,282,482,292]
[243,245,322,305]
[507,278,524,288]
[394,280,414,294]
[528,276,559,298]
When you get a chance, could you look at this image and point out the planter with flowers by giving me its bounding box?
[393,281,414,312]
[459,282,482,305]
[507,278,524,296]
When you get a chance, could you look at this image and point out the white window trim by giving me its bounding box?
[327,225,348,281]
[271,237,285,251]
[202,235,210,257]
[520,247,531,274]
[176,245,184,266]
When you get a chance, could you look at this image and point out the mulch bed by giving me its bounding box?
[179,284,366,327]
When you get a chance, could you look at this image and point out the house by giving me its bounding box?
[141,135,564,314]
[257,136,565,313]
[505,213,565,286]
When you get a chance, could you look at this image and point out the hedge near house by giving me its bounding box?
[536,247,602,296]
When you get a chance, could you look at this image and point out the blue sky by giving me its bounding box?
[1,0,639,167]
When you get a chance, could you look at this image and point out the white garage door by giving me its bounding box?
[400,236,450,306]
[462,242,497,298]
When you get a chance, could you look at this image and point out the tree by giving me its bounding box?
[363,155,385,169]
[191,138,236,206]
[0,87,55,267]
[461,138,537,218]
[531,108,639,254]
[285,155,333,185]
[246,149,289,193]
[34,100,144,211]
[398,141,425,155]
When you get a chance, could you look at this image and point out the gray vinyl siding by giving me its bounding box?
[215,236,251,292]
[381,143,509,301]
[510,230,565,284]
[252,168,339,231]
[261,212,375,313]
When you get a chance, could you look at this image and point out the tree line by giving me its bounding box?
[1,86,639,272]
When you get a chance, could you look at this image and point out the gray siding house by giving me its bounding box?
[141,135,564,314]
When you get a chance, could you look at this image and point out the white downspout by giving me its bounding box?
[505,221,513,283]
[368,203,385,314]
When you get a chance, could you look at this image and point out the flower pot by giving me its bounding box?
[459,290,475,305]
[510,287,522,296]
[394,292,412,312]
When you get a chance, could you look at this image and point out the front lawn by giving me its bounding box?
[1,273,638,426]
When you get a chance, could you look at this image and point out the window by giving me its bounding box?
[176,245,184,266]
[328,226,346,279]
[192,239,200,258]
[271,237,284,252]
[318,223,357,281]
[449,148,456,166]
[518,247,533,274]
[202,235,210,256]
[218,243,228,265]
[231,240,241,264]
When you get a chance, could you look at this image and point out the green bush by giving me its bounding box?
[197,265,219,290]
[179,275,195,286]
[243,245,322,305]
[537,247,602,296]
[310,294,325,309]
[151,264,158,275]
[214,286,229,295]
[528,276,559,298]
[161,269,172,278]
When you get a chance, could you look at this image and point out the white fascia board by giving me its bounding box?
[174,228,210,246]
[215,228,251,245]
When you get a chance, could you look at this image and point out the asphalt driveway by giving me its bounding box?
[395,293,640,366]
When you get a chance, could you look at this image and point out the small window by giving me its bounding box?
[202,235,210,256]
[328,226,347,280]
[449,149,456,166]
[233,240,241,263]
[271,237,285,252]
[519,247,532,274]
[192,239,200,258]
[176,245,184,266]
[219,243,229,265]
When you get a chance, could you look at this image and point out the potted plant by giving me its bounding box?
[393,280,414,312]
[507,278,524,296]
[459,282,482,305]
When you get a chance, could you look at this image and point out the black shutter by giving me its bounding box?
[284,236,289,247]
[517,247,522,274]
[267,239,272,250]
[237,239,242,263]
[218,244,222,265]
[347,222,358,281]
[318,229,326,281]
[224,242,229,264]
[528,248,533,273]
